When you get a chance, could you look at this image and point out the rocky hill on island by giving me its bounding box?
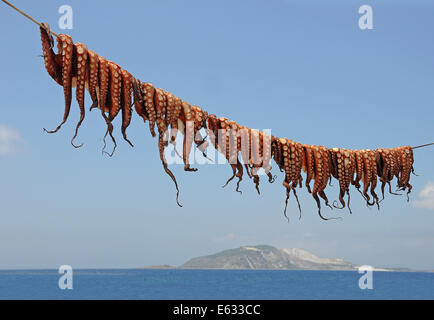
[180,245,356,270]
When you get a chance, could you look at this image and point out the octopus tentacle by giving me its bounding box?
[318,147,333,210]
[347,157,355,213]
[391,148,404,195]
[43,34,74,134]
[398,146,414,201]
[206,114,223,168]
[246,129,258,182]
[222,164,237,188]
[221,120,238,189]
[192,106,210,160]
[219,117,239,188]
[86,49,99,111]
[344,149,355,213]
[143,83,156,137]
[182,102,197,172]
[293,187,302,220]
[368,150,380,209]
[271,137,284,173]
[330,148,345,210]
[292,142,303,217]
[39,24,62,86]
[281,139,302,218]
[377,148,402,201]
[168,97,183,157]
[100,62,124,153]
[152,88,182,206]
[170,97,182,143]
[70,42,88,148]
[154,88,168,141]
[241,127,253,178]
[108,62,123,122]
[207,114,219,151]
[250,129,261,195]
[234,159,244,194]
[312,146,331,218]
[304,145,315,193]
[262,131,274,184]
[353,150,365,197]
[158,134,182,207]
[310,148,338,221]
[165,91,176,132]
[283,186,290,222]
[229,121,243,190]
[120,70,134,147]
[131,79,147,124]
[97,56,117,157]
[378,148,389,201]
[208,115,235,187]
[232,123,244,193]
[256,130,275,186]
[155,88,168,136]
[360,149,374,206]
[165,92,185,160]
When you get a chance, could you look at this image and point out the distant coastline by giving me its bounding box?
[140,266,421,272]
[139,267,423,272]
[140,245,426,272]
[141,265,176,269]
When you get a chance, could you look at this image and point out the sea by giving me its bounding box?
[0,269,432,300]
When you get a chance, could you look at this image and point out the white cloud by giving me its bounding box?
[0,124,22,155]
[413,182,434,210]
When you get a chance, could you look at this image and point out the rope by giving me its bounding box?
[412,142,434,150]
[1,0,59,37]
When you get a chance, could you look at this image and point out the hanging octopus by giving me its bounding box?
[330,148,355,214]
[279,138,303,220]
[235,122,277,193]
[306,145,334,220]
[98,56,118,156]
[43,33,74,136]
[352,150,365,198]
[249,129,275,195]
[352,149,380,209]
[376,147,403,201]
[397,146,415,201]
[37,26,421,220]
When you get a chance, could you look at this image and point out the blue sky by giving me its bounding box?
[0,0,433,270]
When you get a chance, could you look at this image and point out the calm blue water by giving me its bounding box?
[0,269,432,300]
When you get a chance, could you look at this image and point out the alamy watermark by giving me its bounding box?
[163,124,274,175]
[359,5,373,30]
[58,5,73,30]
[58,265,73,290]
[358,265,374,290]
